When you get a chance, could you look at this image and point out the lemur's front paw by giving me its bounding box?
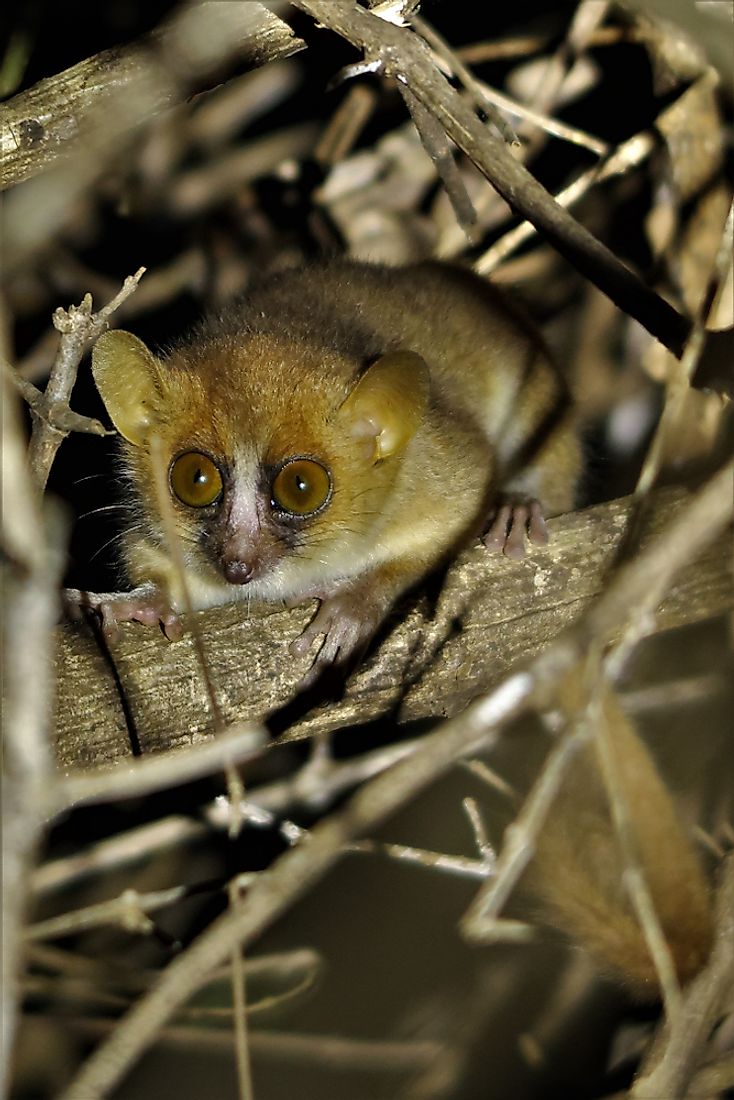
[483,498,548,560]
[289,589,385,689]
[63,584,183,642]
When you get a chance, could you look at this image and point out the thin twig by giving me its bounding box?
[26,938,319,996]
[470,130,655,269]
[5,364,111,437]
[229,880,255,1100]
[399,85,479,242]
[411,15,518,144]
[66,1017,443,1072]
[51,720,265,814]
[460,718,588,943]
[35,737,426,897]
[24,944,320,1023]
[435,1,613,261]
[456,27,632,66]
[578,463,732,652]
[591,686,682,1018]
[414,15,608,155]
[314,84,377,165]
[461,759,517,804]
[1,380,65,1099]
[635,197,734,498]
[166,124,320,216]
[607,198,734,579]
[472,73,607,155]
[26,880,253,942]
[31,816,209,897]
[519,0,610,118]
[350,838,491,881]
[15,250,207,384]
[462,797,496,865]
[620,673,727,715]
[188,62,301,152]
[25,268,145,492]
[212,735,426,826]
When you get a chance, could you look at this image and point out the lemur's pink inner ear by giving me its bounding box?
[92,331,163,446]
[338,351,430,463]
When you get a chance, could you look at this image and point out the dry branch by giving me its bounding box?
[0,3,306,269]
[0,2,305,190]
[54,487,733,771]
[1,381,65,1099]
[292,0,692,357]
[25,270,145,492]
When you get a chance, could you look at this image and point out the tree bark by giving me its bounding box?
[53,488,733,769]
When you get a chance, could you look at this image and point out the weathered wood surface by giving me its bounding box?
[0,3,305,190]
[53,489,733,769]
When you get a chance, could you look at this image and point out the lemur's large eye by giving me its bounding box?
[170,452,223,507]
[271,459,331,516]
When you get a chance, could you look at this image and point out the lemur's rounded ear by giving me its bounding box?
[92,331,163,446]
[338,351,430,463]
